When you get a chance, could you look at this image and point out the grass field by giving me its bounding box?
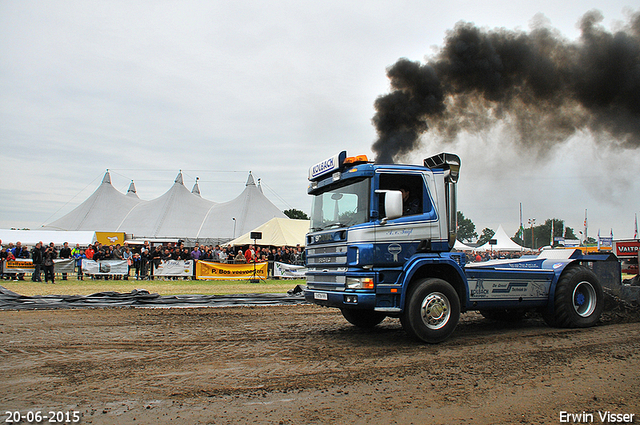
[0,275,305,296]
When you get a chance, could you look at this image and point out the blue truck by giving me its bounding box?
[304,151,613,343]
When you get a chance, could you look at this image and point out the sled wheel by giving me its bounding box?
[401,278,460,343]
[543,265,604,328]
[341,308,386,328]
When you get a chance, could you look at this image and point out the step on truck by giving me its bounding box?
[304,151,615,343]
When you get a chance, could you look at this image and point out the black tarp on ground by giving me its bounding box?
[0,285,307,310]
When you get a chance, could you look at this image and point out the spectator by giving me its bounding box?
[85,245,95,260]
[150,246,162,280]
[190,246,201,261]
[31,242,43,282]
[140,247,151,280]
[0,246,7,280]
[11,241,27,280]
[73,249,86,280]
[235,249,246,263]
[244,245,255,263]
[219,247,228,263]
[59,242,72,280]
[132,253,142,279]
[122,245,132,280]
[43,242,57,284]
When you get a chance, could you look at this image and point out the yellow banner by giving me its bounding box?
[4,260,35,271]
[195,261,268,280]
[95,232,126,246]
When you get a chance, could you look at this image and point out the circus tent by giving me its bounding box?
[475,225,525,252]
[226,217,309,247]
[115,172,216,240]
[42,171,289,244]
[195,173,287,242]
[45,172,142,232]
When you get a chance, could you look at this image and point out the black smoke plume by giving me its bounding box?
[372,10,640,164]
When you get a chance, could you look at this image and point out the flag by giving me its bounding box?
[584,209,588,241]
[597,229,601,250]
[518,203,523,239]
[634,213,638,239]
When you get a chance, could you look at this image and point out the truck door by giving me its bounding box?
[373,171,439,266]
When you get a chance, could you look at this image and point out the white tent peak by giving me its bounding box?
[126,181,138,198]
[454,239,474,251]
[246,172,256,186]
[43,172,142,231]
[476,225,524,251]
[227,217,309,247]
[174,171,184,185]
[192,177,201,196]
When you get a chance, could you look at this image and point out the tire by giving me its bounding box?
[543,265,604,328]
[401,278,460,343]
[480,309,526,322]
[340,308,386,328]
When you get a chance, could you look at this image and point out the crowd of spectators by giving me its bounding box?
[0,238,305,282]
[456,249,537,263]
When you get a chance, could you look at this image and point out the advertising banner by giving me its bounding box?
[82,259,129,275]
[598,236,613,249]
[614,241,640,258]
[53,258,76,274]
[153,260,193,277]
[1,258,75,274]
[95,232,126,246]
[196,261,268,280]
[2,259,34,274]
[273,261,307,278]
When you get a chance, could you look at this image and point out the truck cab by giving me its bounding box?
[305,151,607,343]
[305,152,468,340]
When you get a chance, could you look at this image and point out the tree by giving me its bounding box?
[477,228,495,245]
[564,227,577,240]
[283,209,309,220]
[585,237,597,245]
[512,218,578,249]
[457,211,477,242]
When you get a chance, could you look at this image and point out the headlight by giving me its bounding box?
[346,277,374,289]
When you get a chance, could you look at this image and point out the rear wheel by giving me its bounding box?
[401,278,460,343]
[543,265,603,328]
[341,308,386,328]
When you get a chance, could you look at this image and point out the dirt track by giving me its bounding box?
[1,305,639,424]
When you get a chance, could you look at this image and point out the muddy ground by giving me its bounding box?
[1,304,639,425]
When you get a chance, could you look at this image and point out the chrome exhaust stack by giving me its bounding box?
[424,153,461,249]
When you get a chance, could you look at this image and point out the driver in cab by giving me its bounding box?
[399,185,420,216]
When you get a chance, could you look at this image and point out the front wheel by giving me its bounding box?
[401,278,460,343]
[341,308,386,328]
[543,265,604,328]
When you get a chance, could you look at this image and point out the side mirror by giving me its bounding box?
[376,190,403,224]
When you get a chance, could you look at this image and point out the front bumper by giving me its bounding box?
[304,289,377,309]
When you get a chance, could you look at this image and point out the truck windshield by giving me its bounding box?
[310,178,370,231]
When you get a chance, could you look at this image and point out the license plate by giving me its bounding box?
[314,292,328,300]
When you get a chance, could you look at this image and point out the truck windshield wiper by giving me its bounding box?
[323,222,348,229]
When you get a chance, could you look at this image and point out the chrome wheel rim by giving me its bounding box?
[420,292,450,330]
[573,281,597,317]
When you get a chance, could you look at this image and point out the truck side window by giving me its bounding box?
[378,174,424,217]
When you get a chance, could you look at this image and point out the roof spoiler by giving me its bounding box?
[424,153,461,184]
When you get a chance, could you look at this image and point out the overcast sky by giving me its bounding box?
[1,0,638,241]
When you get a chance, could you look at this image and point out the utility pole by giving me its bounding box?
[528,218,536,249]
